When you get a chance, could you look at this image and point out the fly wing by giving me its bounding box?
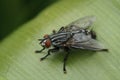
[64,16,96,32]
[67,33,108,51]
[71,39,108,51]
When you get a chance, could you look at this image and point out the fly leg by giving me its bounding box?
[52,26,64,34]
[40,47,59,61]
[35,46,45,53]
[58,26,64,32]
[63,49,70,74]
[90,30,96,39]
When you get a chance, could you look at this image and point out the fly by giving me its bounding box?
[35,16,108,73]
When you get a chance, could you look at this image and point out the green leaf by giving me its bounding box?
[0,0,120,80]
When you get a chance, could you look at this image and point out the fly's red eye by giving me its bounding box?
[45,39,51,48]
[44,34,49,38]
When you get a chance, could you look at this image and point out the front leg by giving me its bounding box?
[40,47,59,61]
[58,26,64,33]
[35,46,45,53]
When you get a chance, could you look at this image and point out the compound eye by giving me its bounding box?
[45,39,51,48]
[44,34,49,38]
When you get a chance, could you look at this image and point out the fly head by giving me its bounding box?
[40,34,51,48]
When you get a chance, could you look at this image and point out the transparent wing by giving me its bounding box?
[67,33,108,51]
[64,16,96,31]
[71,39,107,51]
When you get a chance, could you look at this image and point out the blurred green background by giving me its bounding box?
[0,0,57,41]
[0,0,120,80]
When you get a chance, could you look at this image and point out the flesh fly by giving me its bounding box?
[35,16,108,73]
